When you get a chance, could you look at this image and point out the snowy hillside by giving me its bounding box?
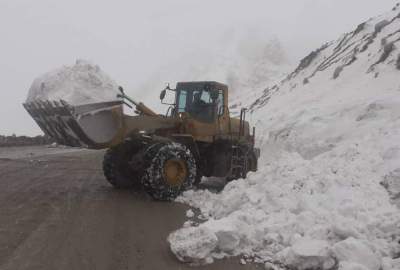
[169,4,400,270]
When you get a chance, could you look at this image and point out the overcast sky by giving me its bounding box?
[0,0,398,136]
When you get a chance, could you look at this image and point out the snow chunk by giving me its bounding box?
[26,59,120,105]
[338,261,369,270]
[215,229,240,253]
[332,238,381,270]
[278,238,334,270]
[167,226,217,265]
[186,209,195,218]
[382,257,400,270]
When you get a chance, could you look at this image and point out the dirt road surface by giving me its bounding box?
[0,146,260,270]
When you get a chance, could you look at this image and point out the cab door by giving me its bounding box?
[216,89,231,139]
[177,88,218,142]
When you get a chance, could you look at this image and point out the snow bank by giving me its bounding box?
[26,59,120,105]
[169,5,400,270]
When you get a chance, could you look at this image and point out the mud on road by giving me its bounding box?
[0,147,258,270]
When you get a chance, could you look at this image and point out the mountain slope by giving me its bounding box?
[169,4,400,270]
[250,3,400,113]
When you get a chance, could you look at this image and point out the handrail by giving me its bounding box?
[239,108,247,138]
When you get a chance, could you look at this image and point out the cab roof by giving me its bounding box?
[176,81,228,91]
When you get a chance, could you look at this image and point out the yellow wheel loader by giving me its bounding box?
[24,81,260,200]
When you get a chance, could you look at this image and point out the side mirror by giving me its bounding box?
[117,86,125,99]
[160,89,166,100]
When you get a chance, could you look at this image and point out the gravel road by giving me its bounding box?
[0,146,259,270]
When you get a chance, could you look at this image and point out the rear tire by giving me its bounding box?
[142,142,197,201]
[103,139,145,189]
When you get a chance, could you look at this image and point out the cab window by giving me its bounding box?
[176,87,224,123]
[177,90,187,112]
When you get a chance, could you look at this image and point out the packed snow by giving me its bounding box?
[169,4,400,270]
[26,59,120,106]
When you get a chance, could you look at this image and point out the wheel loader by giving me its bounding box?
[24,81,260,200]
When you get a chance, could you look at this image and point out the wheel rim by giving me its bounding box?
[163,159,188,187]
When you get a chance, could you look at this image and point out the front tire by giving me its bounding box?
[142,142,197,201]
[102,139,145,189]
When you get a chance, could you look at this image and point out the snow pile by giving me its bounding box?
[169,4,400,270]
[26,59,120,105]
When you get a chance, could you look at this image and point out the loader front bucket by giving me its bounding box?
[23,100,125,149]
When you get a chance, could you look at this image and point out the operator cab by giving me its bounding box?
[160,81,228,123]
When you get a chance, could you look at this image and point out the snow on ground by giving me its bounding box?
[26,59,120,105]
[169,4,400,270]
[0,145,85,160]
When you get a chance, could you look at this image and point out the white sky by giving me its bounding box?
[0,0,398,135]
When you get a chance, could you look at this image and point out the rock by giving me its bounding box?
[379,42,395,63]
[354,23,366,35]
[288,43,329,79]
[332,238,381,270]
[333,66,344,79]
[375,20,390,33]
